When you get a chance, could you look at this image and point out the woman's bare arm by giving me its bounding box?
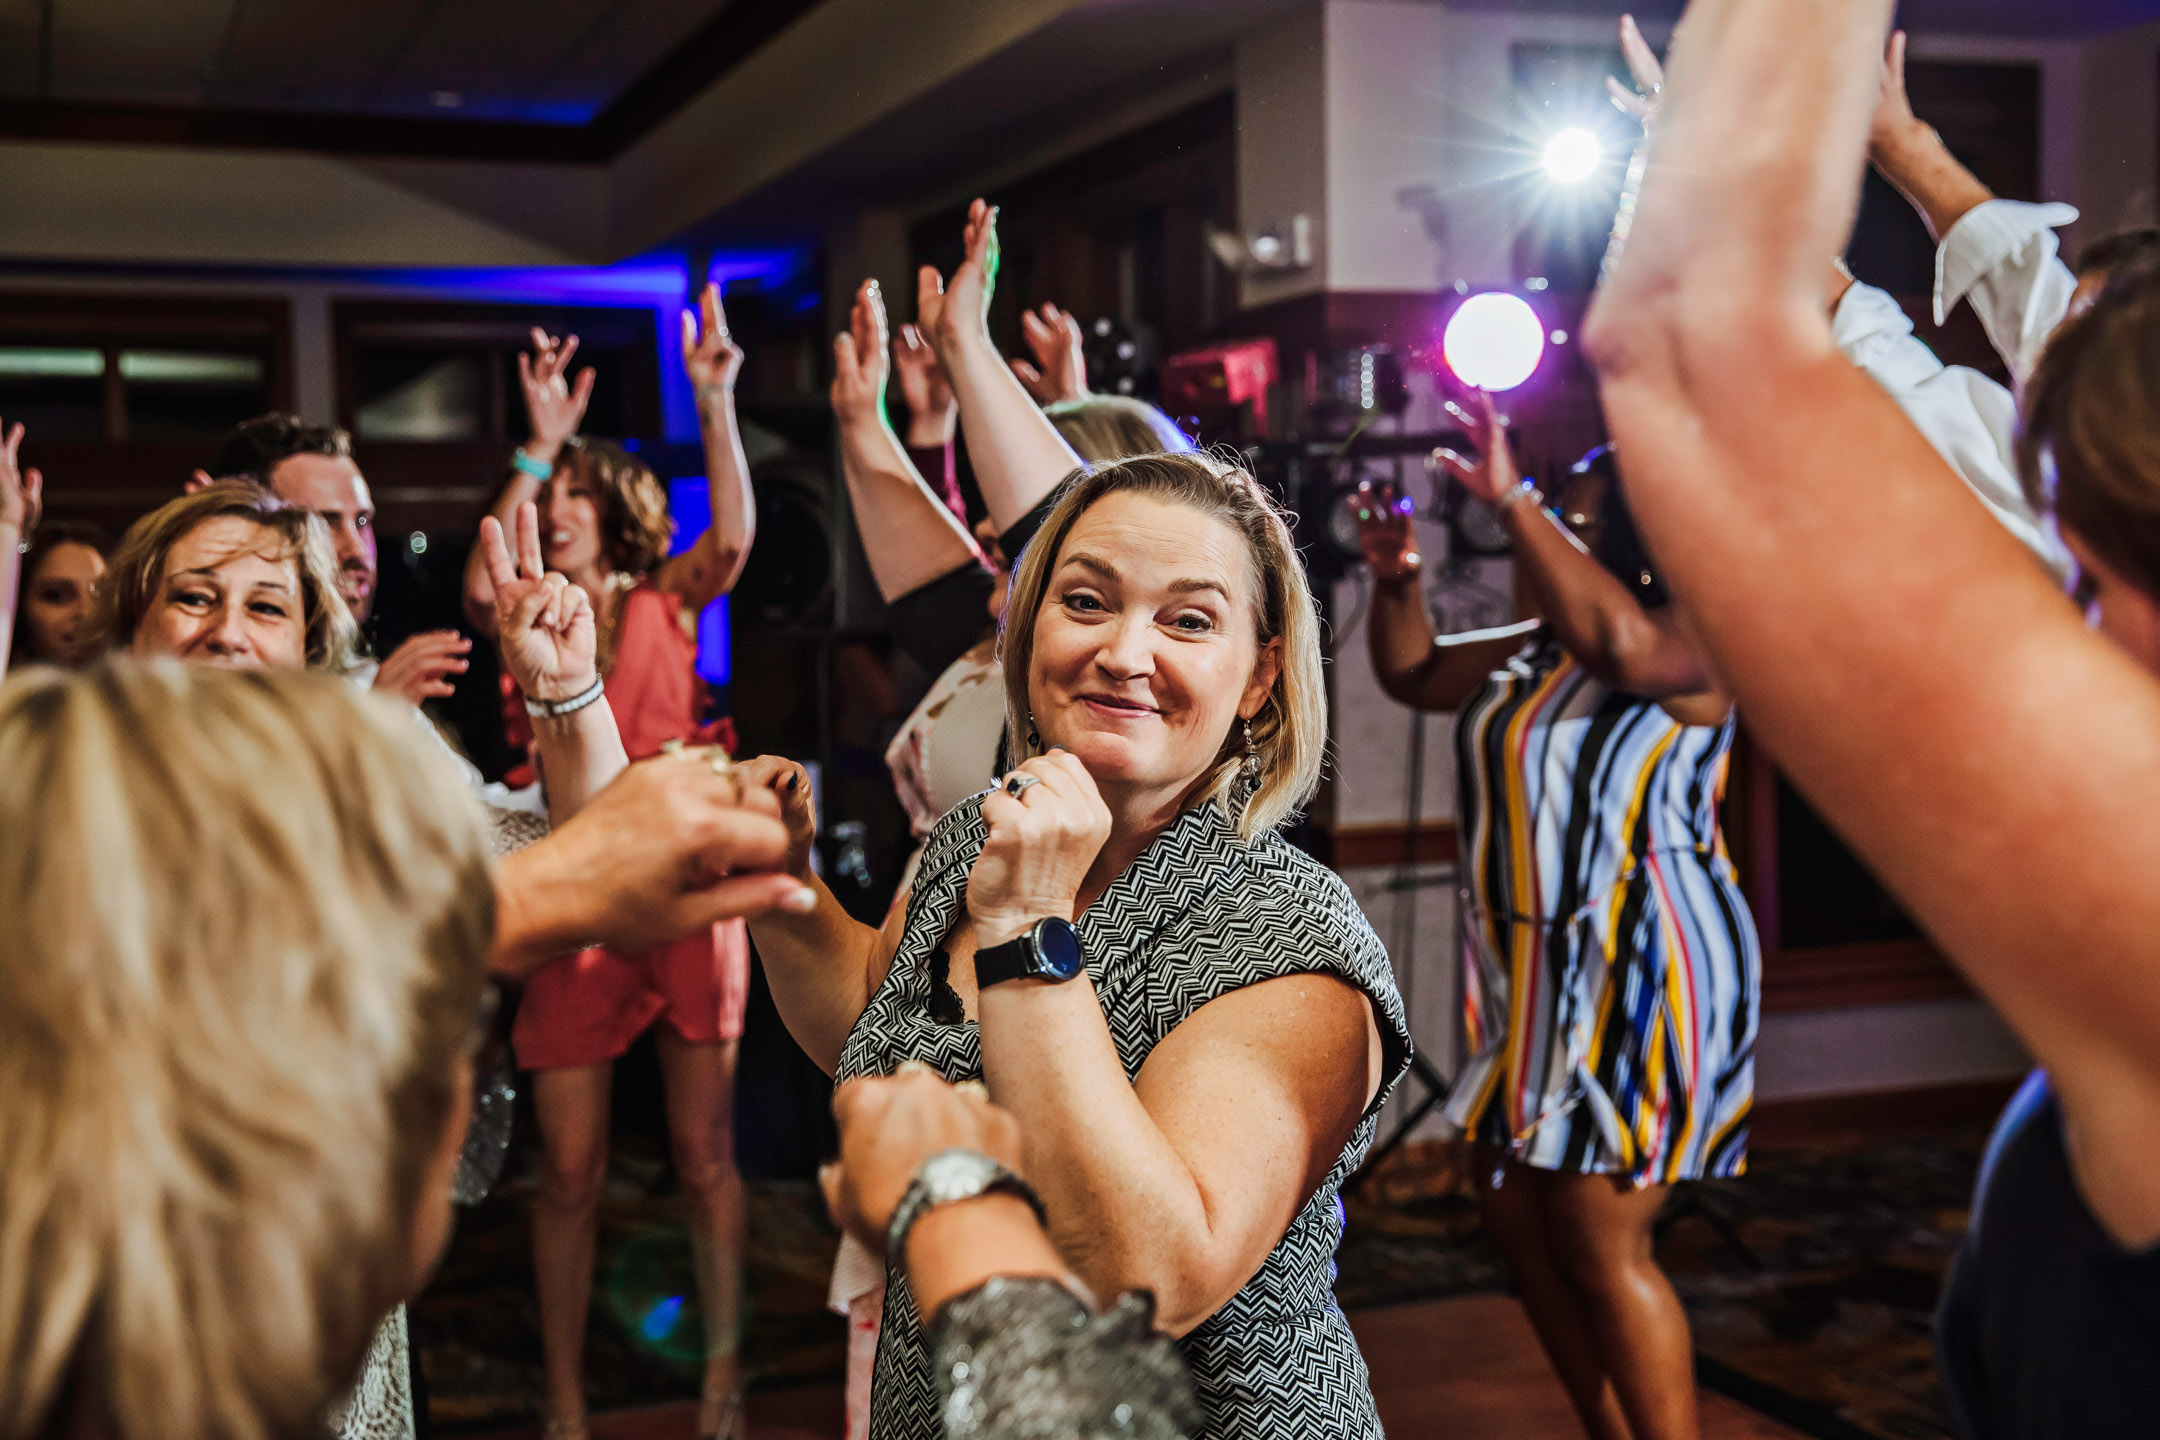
[980,970,1378,1336]
[830,279,985,601]
[920,201,1088,534]
[1584,0,2160,1243]
[1353,476,1542,710]
[465,330,593,634]
[734,754,907,1073]
[655,285,757,611]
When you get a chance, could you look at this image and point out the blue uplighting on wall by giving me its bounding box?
[668,476,732,687]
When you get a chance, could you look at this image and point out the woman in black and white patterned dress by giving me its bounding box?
[740,197,1411,1440]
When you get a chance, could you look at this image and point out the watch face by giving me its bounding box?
[921,1148,1001,1205]
[1036,918,1083,981]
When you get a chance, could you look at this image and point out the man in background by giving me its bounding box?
[197,414,471,705]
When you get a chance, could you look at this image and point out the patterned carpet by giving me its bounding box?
[1338,1129,1992,1440]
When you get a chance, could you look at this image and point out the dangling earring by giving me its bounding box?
[1027,712,1042,751]
[1241,716,1261,780]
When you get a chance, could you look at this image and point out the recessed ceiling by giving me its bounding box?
[0,0,735,124]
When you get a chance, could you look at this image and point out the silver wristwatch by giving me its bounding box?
[884,1147,1044,1259]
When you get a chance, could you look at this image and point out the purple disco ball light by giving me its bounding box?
[1443,292,1546,392]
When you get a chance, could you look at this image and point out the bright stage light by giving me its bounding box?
[1542,127,1603,185]
[1443,292,1547,392]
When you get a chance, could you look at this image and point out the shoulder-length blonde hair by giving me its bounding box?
[82,481,359,672]
[999,452,1326,839]
[0,660,493,1440]
[554,437,675,578]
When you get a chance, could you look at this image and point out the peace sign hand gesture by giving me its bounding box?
[482,501,598,703]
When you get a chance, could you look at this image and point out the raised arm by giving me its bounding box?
[0,419,41,675]
[1868,31,2076,386]
[480,502,626,822]
[464,329,594,635]
[830,278,984,601]
[1866,32,1991,245]
[1353,476,1540,711]
[1584,0,2160,1244]
[654,285,757,611]
[1440,392,1724,716]
[920,201,1088,533]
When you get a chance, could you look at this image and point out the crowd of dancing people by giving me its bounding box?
[2,3,2156,1438]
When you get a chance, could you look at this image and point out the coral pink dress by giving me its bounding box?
[510,582,750,1070]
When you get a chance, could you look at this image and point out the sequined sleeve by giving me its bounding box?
[928,1278,1200,1440]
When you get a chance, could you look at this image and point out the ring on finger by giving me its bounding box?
[1003,772,1042,798]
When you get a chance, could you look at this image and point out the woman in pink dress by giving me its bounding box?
[463,291,756,1440]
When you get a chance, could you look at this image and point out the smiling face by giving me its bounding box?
[539,471,606,576]
[1026,491,1282,814]
[130,515,308,670]
[22,541,106,665]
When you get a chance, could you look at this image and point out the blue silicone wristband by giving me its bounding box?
[512,448,553,481]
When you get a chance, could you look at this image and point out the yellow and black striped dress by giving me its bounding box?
[1442,635,1760,1184]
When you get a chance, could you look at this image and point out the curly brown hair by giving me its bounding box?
[555,438,674,577]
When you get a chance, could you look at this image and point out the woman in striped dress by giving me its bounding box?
[1358,394,1759,1440]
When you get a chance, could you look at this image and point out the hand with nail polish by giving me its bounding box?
[737,753,819,881]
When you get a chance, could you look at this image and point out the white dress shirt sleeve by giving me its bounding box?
[1833,279,2068,577]
[1933,198,2080,389]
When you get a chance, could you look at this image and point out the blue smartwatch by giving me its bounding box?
[975,916,1084,987]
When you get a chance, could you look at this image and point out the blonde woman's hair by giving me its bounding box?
[554,437,675,578]
[999,452,1325,839]
[0,660,493,1440]
[1043,395,1192,465]
[82,480,360,672]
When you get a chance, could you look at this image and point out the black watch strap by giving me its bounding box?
[975,916,1084,988]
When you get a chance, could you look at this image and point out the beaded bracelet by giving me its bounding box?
[523,676,605,719]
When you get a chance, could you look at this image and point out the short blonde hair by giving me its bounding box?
[999,453,1326,839]
[1043,395,1192,464]
[0,660,493,1440]
[83,481,359,672]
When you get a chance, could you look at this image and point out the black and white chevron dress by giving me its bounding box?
[837,793,1414,1440]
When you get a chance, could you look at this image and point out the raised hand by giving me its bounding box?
[372,630,473,705]
[917,199,1000,367]
[683,282,746,398]
[482,501,597,703]
[517,327,596,463]
[822,1067,1027,1253]
[1008,303,1088,406]
[1868,31,1919,157]
[0,418,43,534]
[1354,479,1422,582]
[967,751,1111,949]
[1605,13,1665,128]
[1432,391,1520,509]
[892,323,956,446]
[831,278,892,433]
[735,753,819,881]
